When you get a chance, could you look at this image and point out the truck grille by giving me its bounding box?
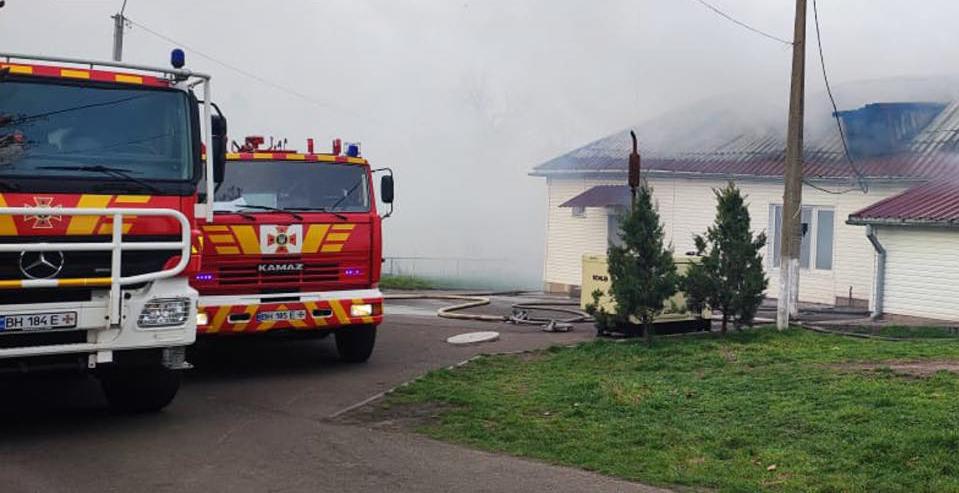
[214,258,341,288]
[0,235,180,305]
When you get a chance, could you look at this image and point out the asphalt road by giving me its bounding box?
[0,296,666,493]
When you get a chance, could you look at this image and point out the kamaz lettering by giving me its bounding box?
[258,263,304,273]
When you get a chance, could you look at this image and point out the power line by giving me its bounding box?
[812,0,868,193]
[803,178,859,195]
[126,18,349,115]
[692,0,793,46]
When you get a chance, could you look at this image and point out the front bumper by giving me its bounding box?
[0,277,197,360]
[197,288,383,334]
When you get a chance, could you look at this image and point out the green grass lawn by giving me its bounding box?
[849,325,959,340]
[388,329,959,492]
[379,274,435,290]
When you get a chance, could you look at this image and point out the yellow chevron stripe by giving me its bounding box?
[114,74,143,85]
[215,246,240,255]
[0,195,17,235]
[325,232,350,242]
[114,195,151,204]
[203,225,230,232]
[208,234,235,244]
[303,224,330,253]
[231,225,260,255]
[329,300,350,324]
[320,244,344,253]
[331,224,355,231]
[67,195,112,234]
[0,280,23,289]
[60,69,90,79]
[208,306,231,334]
[3,64,33,75]
[97,222,133,235]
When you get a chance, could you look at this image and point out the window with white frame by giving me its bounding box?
[571,206,586,218]
[768,205,835,270]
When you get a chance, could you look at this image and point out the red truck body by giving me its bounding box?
[0,52,223,411]
[193,148,385,336]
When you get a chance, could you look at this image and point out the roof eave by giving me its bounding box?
[846,217,959,228]
[531,168,930,184]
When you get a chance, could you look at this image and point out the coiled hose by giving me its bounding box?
[383,292,593,331]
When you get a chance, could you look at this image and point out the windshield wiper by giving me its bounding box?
[328,179,365,214]
[214,210,256,221]
[39,165,161,194]
[237,204,304,221]
[290,207,349,221]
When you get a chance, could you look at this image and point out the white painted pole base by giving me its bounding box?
[777,258,800,330]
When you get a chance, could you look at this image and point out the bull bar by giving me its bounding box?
[0,207,192,328]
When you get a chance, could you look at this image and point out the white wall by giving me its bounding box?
[543,175,908,304]
[879,226,959,322]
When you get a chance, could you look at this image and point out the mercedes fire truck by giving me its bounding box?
[193,136,393,362]
[0,52,226,412]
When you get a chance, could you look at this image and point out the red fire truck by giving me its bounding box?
[0,51,226,412]
[192,136,393,362]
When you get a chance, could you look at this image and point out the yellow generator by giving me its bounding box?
[581,254,711,336]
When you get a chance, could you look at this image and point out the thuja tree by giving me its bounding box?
[684,182,768,334]
[587,183,678,345]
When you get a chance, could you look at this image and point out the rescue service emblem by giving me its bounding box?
[23,196,63,229]
[260,225,303,254]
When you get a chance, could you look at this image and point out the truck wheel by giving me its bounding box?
[335,324,377,363]
[99,366,181,413]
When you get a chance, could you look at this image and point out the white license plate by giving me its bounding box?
[256,310,307,323]
[0,311,78,332]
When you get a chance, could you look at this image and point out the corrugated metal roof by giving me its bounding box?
[533,100,959,182]
[849,181,959,226]
[558,185,629,208]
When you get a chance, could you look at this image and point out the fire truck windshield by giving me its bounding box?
[214,160,370,213]
[0,79,195,191]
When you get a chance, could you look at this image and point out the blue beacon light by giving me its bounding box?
[170,49,186,69]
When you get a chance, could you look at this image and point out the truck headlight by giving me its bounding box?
[350,303,373,317]
[138,298,191,328]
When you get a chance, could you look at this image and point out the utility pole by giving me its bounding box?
[777,0,807,330]
[111,0,129,61]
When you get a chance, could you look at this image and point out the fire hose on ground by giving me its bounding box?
[383,292,593,332]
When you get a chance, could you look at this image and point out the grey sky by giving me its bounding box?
[4,0,959,287]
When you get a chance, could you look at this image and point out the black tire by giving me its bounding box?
[335,324,377,363]
[99,366,181,414]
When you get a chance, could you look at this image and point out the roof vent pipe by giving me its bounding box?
[865,225,886,320]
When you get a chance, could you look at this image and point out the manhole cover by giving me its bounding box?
[446,331,500,345]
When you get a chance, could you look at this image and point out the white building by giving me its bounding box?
[849,181,959,322]
[532,101,959,320]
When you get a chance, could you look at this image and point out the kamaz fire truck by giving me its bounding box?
[0,51,227,412]
[192,136,393,362]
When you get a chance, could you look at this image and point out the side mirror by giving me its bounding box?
[380,175,394,204]
[211,114,227,184]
